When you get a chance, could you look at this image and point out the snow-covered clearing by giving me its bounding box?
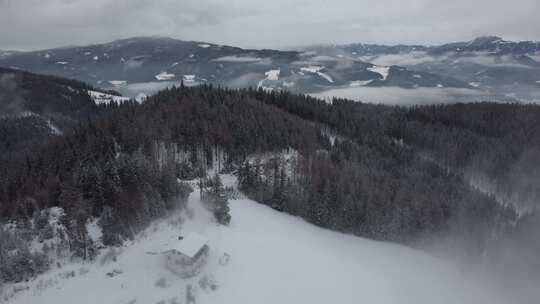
[183,75,196,83]
[350,80,373,87]
[300,65,324,73]
[88,90,131,105]
[300,66,334,83]
[257,69,280,91]
[317,71,334,83]
[264,69,280,81]
[367,65,390,81]
[155,72,176,81]
[2,175,509,304]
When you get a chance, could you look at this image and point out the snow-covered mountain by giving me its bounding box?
[0,37,471,98]
[0,175,513,304]
[305,36,540,102]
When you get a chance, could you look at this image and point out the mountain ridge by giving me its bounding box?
[0,36,472,97]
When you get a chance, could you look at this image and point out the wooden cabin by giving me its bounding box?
[164,233,209,278]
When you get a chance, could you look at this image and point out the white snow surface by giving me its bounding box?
[173,233,208,258]
[2,175,509,304]
[317,72,334,83]
[183,75,196,82]
[135,93,148,103]
[300,66,334,83]
[300,65,324,73]
[198,44,211,48]
[264,69,280,81]
[155,72,176,81]
[350,80,373,87]
[257,69,280,91]
[367,65,390,81]
[88,90,131,105]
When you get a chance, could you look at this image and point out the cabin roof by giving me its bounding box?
[174,233,208,258]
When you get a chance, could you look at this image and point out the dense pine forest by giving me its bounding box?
[1,68,539,284]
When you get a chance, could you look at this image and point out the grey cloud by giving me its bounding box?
[1,0,539,50]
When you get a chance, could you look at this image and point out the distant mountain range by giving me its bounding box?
[306,36,540,101]
[1,36,539,101]
[0,37,471,97]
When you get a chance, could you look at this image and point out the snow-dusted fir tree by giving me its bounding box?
[200,174,231,225]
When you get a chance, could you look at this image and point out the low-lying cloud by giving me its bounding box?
[311,86,495,106]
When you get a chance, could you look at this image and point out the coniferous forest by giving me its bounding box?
[1,68,539,283]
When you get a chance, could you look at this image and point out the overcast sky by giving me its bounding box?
[1,0,539,50]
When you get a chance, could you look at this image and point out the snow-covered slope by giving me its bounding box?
[88,90,131,105]
[2,175,507,304]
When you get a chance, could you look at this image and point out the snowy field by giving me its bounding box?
[2,175,510,304]
[88,90,131,105]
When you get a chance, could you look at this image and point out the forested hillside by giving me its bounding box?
[403,103,540,212]
[0,67,117,157]
[1,71,539,285]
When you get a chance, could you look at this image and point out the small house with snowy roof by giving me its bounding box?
[164,232,209,278]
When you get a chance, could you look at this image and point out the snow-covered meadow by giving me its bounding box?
[1,175,510,304]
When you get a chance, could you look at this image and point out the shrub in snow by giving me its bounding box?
[185,284,196,304]
[200,174,231,225]
[154,277,169,288]
[218,253,231,266]
[106,268,123,278]
[0,228,49,283]
[0,248,49,283]
[198,274,218,291]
